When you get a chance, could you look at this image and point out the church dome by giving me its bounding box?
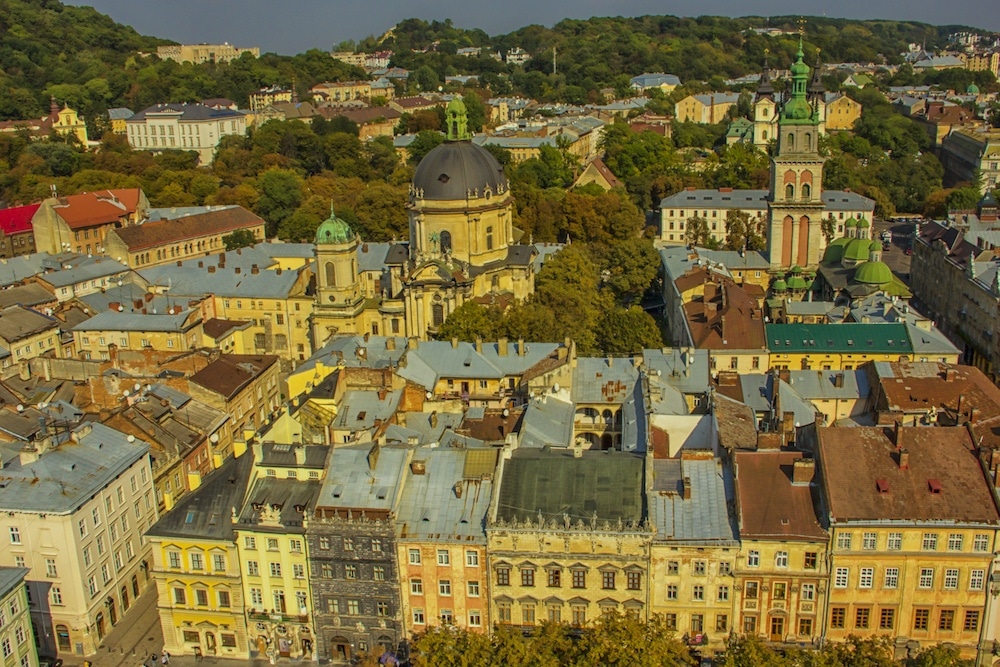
[412,141,508,201]
[843,238,878,263]
[822,237,851,264]
[856,216,871,229]
[967,82,980,95]
[787,274,808,290]
[844,217,858,228]
[772,278,788,292]
[315,210,354,245]
[854,260,893,285]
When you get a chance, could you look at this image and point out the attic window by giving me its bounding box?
[867,340,874,346]
[847,340,854,346]
[332,485,343,498]
[876,479,890,493]
[928,479,942,494]
[888,340,894,346]
[185,511,195,524]
[357,411,366,420]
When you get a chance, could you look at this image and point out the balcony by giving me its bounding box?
[247,610,309,624]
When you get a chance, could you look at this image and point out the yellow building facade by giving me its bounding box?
[825,95,861,131]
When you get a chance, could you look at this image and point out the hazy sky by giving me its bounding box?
[65,0,1000,55]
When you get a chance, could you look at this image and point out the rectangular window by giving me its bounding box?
[602,571,616,590]
[347,600,359,615]
[944,569,959,590]
[948,533,964,551]
[964,610,980,632]
[830,607,846,629]
[345,565,357,580]
[173,588,185,605]
[914,608,930,631]
[46,559,57,577]
[666,584,678,600]
[939,609,954,631]
[521,569,535,587]
[798,618,813,636]
[497,567,510,586]
[50,588,62,605]
[971,569,985,591]
[8,528,19,545]
[773,582,786,600]
[862,532,877,550]
[974,533,990,552]
[497,603,511,623]
[855,607,870,629]
[410,579,422,595]
[717,614,729,632]
[884,567,899,589]
[269,562,281,577]
[922,533,938,551]
[218,590,230,608]
[836,533,852,550]
[692,585,704,601]
[247,561,259,576]
[745,581,759,599]
[547,569,561,587]
[412,609,425,625]
[801,583,815,601]
[250,588,263,608]
[319,537,330,550]
[466,550,479,567]
[373,566,385,581]
[693,560,706,575]
[887,532,902,550]
[747,550,759,567]
[803,552,817,569]
[691,614,703,633]
[627,571,641,590]
[467,581,480,597]
[919,568,934,589]
[522,604,535,625]
[213,554,226,571]
[437,550,450,566]
[469,610,481,627]
[195,589,208,606]
[741,616,755,633]
[667,561,679,575]
[879,608,895,630]
[293,564,305,579]
[859,567,873,589]
[267,538,279,551]
[408,549,421,565]
[834,567,849,588]
[775,551,788,568]
[244,536,256,549]
[190,553,204,570]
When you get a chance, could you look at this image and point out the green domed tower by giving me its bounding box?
[312,205,363,339]
[767,34,826,270]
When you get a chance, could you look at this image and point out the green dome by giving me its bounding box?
[844,217,858,228]
[854,260,893,285]
[856,216,871,229]
[772,279,788,292]
[823,237,852,264]
[843,238,878,263]
[790,265,803,275]
[315,210,354,245]
[787,275,808,290]
[967,82,980,94]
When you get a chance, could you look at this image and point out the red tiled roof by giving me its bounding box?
[684,279,766,350]
[735,451,827,540]
[112,207,264,251]
[50,189,142,229]
[0,204,40,235]
[190,354,277,400]
[202,318,250,340]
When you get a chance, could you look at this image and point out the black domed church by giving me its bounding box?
[311,97,536,344]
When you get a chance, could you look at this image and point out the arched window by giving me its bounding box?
[802,183,811,199]
[486,226,494,250]
[432,304,445,327]
[762,130,768,141]
[324,261,336,287]
[787,133,795,150]
[56,625,70,650]
[440,230,452,253]
[804,133,812,151]
[785,184,795,200]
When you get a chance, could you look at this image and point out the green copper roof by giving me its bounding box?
[854,260,893,285]
[315,207,354,245]
[772,279,788,291]
[856,216,871,229]
[967,82,980,94]
[823,237,851,264]
[790,265,803,275]
[767,322,912,354]
[844,216,858,228]
[782,39,817,125]
[843,238,878,262]
[787,275,808,289]
[445,96,471,141]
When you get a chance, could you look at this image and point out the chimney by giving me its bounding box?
[386,337,396,351]
[572,442,584,458]
[408,336,419,350]
[474,337,482,353]
[970,407,981,424]
[946,368,958,382]
[518,338,525,356]
[792,458,814,485]
[893,421,903,449]
[498,337,508,356]
[378,388,387,401]
[208,265,216,273]
[252,442,263,460]
[294,446,306,465]
[782,411,795,434]
[682,476,692,500]
[451,337,459,349]
[234,266,241,274]
[834,372,844,388]
[430,411,438,428]
[410,460,426,475]
[453,482,463,498]
[898,448,910,470]
[251,264,259,275]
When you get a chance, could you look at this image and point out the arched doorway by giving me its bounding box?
[56,625,70,651]
[601,433,614,450]
[121,586,130,611]
[96,613,106,640]
[331,637,351,662]
[131,575,139,598]
[107,597,117,626]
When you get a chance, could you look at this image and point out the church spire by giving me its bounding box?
[756,49,775,101]
[782,30,815,123]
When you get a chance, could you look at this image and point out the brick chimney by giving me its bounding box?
[834,372,844,388]
[682,477,692,500]
[898,448,909,470]
[792,458,814,485]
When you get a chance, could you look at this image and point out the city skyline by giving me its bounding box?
[64,0,1000,55]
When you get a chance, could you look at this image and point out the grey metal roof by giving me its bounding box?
[785,300,837,316]
[642,348,711,396]
[332,388,402,430]
[71,309,195,332]
[107,108,134,121]
[412,140,508,201]
[784,369,870,401]
[0,423,150,514]
[531,243,564,274]
[295,335,408,377]
[776,380,820,427]
[318,445,409,511]
[40,258,128,288]
[736,373,774,414]
[907,323,961,356]
[0,567,28,600]
[519,394,575,448]
[138,262,300,299]
[0,283,56,309]
[258,443,327,468]
[147,205,239,221]
[630,73,681,87]
[147,454,253,540]
[357,242,392,272]
[571,357,640,405]
[0,306,59,344]
[397,411,463,443]
[649,457,738,544]
[696,249,770,270]
[130,103,245,122]
[148,383,192,409]
[395,448,494,543]
[236,477,321,534]
[0,253,54,288]
[659,188,874,212]
[496,448,646,525]
[398,340,559,389]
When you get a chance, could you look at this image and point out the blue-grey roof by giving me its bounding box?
[295,335,408,377]
[735,373,774,415]
[696,249,771,271]
[692,93,741,106]
[398,340,559,389]
[40,258,129,288]
[147,205,239,221]
[235,477,320,534]
[318,445,409,511]
[649,457,738,544]
[0,423,150,514]
[332,388,402,431]
[519,394,575,448]
[907,323,961,356]
[146,454,253,540]
[643,348,711,396]
[473,134,558,150]
[785,301,837,316]
[395,448,495,543]
[148,383,192,409]
[0,567,28,600]
[107,108,134,121]
[631,73,681,88]
[357,242,392,272]
[398,411,463,443]
[130,103,245,122]
[659,188,874,212]
[776,380,820,427]
[571,357,639,405]
[138,262,300,299]
[784,369,870,401]
[71,309,195,332]
[659,246,732,283]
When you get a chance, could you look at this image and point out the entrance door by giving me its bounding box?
[96,613,106,640]
[205,633,217,655]
[769,616,785,642]
[132,575,139,598]
[333,639,351,662]
[108,597,117,625]
[121,586,130,611]
[56,625,70,650]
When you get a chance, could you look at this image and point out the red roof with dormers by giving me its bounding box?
[0,204,40,235]
[50,189,142,229]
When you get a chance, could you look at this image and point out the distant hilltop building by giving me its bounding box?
[156,43,260,64]
[125,103,247,165]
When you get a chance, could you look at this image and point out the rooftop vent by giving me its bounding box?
[876,479,890,493]
[928,479,942,494]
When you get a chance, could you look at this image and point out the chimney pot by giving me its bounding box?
[682,476,692,500]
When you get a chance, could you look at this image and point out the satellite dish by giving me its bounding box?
[425,391,432,399]
[552,383,560,393]
[126,435,135,443]
[133,383,141,392]
[123,390,130,397]
[502,408,510,418]
[210,433,219,443]
[16,404,23,413]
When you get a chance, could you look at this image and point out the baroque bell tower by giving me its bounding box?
[767,37,827,270]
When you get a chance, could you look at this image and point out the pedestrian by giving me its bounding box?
[162,652,170,666]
